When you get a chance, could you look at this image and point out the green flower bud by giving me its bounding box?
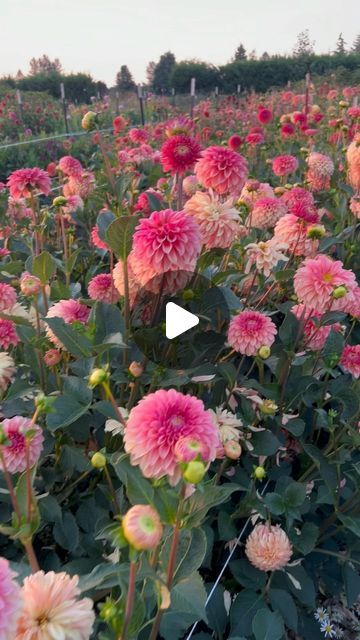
[183,460,206,484]
[81,111,97,131]
[88,368,109,387]
[253,465,266,480]
[258,345,271,360]
[53,196,67,207]
[91,451,107,469]
[259,399,278,415]
[35,393,55,414]
[332,285,347,299]
[307,224,326,240]
[182,289,195,301]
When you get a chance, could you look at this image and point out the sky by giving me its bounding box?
[0,0,359,86]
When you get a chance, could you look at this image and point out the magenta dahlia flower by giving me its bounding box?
[271,155,299,177]
[0,318,19,350]
[340,344,360,378]
[294,254,357,312]
[7,167,51,200]
[161,134,201,175]
[124,389,219,484]
[0,557,22,638]
[87,273,119,304]
[0,416,44,474]
[58,155,83,177]
[195,146,248,195]
[228,310,277,356]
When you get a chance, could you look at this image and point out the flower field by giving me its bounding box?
[0,83,359,640]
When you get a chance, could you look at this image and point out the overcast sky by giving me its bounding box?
[0,0,359,85]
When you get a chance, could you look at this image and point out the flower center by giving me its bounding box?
[323,273,334,283]
[169,415,185,428]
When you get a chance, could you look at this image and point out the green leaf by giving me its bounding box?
[170,571,208,622]
[289,522,319,555]
[205,583,228,636]
[279,311,300,347]
[186,484,241,528]
[79,563,128,592]
[96,210,116,241]
[282,418,305,437]
[160,528,207,584]
[93,301,125,345]
[303,444,338,495]
[285,566,316,606]
[342,563,360,606]
[46,377,92,431]
[264,493,286,515]
[252,608,285,640]
[105,215,140,259]
[45,317,92,357]
[252,430,281,456]
[53,511,79,551]
[32,251,57,284]
[111,453,155,505]
[284,482,307,508]
[230,590,265,637]
[269,589,298,632]
[338,514,360,537]
[322,329,344,359]
[230,559,267,590]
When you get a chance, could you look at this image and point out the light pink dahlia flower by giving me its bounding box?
[306,152,334,191]
[273,214,318,257]
[87,273,119,304]
[340,344,360,378]
[245,239,288,277]
[245,523,293,571]
[184,190,245,249]
[7,168,51,200]
[122,505,163,550]
[0,416,44,474]
[249,197,286,229]
[45,299,90,348]
[0,282,17,312]
[195,146,248,195]
[16,571,94,640]
[271,155,299,177]
[124,389,219,484]
[294,255,357,313]
[239,180,274,210]
[228,310,277,356]
[0,557,22,639]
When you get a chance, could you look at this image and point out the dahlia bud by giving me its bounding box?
[100,599,118,623]
[259,399,278,415]
[52,196,67,207]
[20,272,41,296]
[253,465,267,480]
[338,101,349,108]
[174,437,204,463]
[0,427,10,446]
[182,289,195,301]
[88,368,109,387]
[183,460,206,484]
[128,361,143,378]
[332,285,347,299]
[258,345,271,360]
[274,187,286,196]
[44,349,62,367]
[307,224,326,239]
[91,451,107,469]
[81,111,97,131]
[122,505,163,551]
[35,393,55,413]
[224,440,242,460]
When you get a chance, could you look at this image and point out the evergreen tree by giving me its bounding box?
[293,30,315,57]
[146,61,156,88]
[29,55,62,75]
[115,65,135,91]
[152,52,176,93]
[261,51,270,60]
[234,44,247,61]
[352,33,360,53]
[334,33,346,54]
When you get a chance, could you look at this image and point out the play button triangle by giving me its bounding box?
[165,302,199,340]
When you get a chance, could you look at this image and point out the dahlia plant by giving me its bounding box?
[0,86,359,640]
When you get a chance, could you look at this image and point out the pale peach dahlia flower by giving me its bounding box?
[184,190,245,249]
[245,523,293,571]
[245,238,288,277]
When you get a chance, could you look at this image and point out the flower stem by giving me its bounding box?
[119,561,138,640]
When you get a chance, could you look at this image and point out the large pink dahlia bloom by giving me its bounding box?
[249,197,286,229]
[0,282,17,312]
[161,134,201,175]
[272,155,299,177]
[195,146,248,195]
[124,389,220,484]
[130,209,201,286]
[0,416,44,474]
[184,190,245,249]
[0,557,22,640]
[245,523,293,572]
[7,168,51,200]
[340,344,360,378]
[294,254,357,312]
[16,571,95,640]
[274,214,319,257]
[46,299,90,348]
[306,152,334,191]
[239,180,274,209]
[228,310,277,356]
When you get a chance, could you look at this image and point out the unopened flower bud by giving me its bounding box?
[20,272,41,296]
[35,393,55,413]
[174,436,204,463]
[253,465,266,480]
[128,361,143,378]
[44,349,62,367]
[88,368,109,387]
[224,440,242,460]
[100,599,118,623]
[182,289,195,301]
[332,285,347,299]
[259,399,278,415]
[91,451,107,469]
[307,224,326,240]
[274,186,286,196]
[183,460,206,484]
[258,345,271,360]
[53,196,67,207]
[81,111,97,131]
[122,505,163,551]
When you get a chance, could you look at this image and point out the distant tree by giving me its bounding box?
[153,52,176,93]
[234,44,247,61]
[96,81,108,97]
[335,33,347,54]
[115,65,135,91]
[29,55,62,75]
[16,69,24,80]
[352,33,360,53]
[249,49,257,60]
[293,30,315,57]
[146,61,156,88]
[261,51,270,60]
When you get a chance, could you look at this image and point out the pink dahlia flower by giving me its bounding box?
[291,304,341,351]
[346,136,360,193]
[245,239,288,277]
[16,571,94,640]
[249,197,286,229]
[184,190,245,249]
[58,155,83,177]
[112,256,140,306]
[44,349,62,367]
[91,224,109,251]
[274,214,318,257]
[7,167,51,200]
[306,152,334,191]
[239,180,274,210]
[122,505,163,551]
[340,344,360,378]
[294,254,357,313]
[228,310,277,356]
[0,416,44,474]
[350,196,360,219]
[272,155,299,177]
[124,389,219,484]
[0,557,22,639]
[281,187,318,222]
[195,146,248,195]
[0,318,19,349]
[129,127,148,144]
[63,172,95,199]
[88,273,119,304]
[245,523,293,571]
[63,195,84,214]
[161,134,201,175]
[0,352,16,391]
[46,299,90,348]
[131,209,201,285]
[257,108,272,124]
[0,282,17,312]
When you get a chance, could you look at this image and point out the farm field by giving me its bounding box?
[0,80,359,640]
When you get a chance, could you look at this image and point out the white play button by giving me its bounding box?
[165,302,199,340]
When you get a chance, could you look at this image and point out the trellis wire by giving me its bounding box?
[0,127,113,151]
[185,480,270,640]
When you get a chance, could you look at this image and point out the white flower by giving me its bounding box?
[0,351,16,391]
[245,238,288,277]
[105,407,128,437]
[315,607,329,622]
[209,407,243,443]
[320,620,337,638]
